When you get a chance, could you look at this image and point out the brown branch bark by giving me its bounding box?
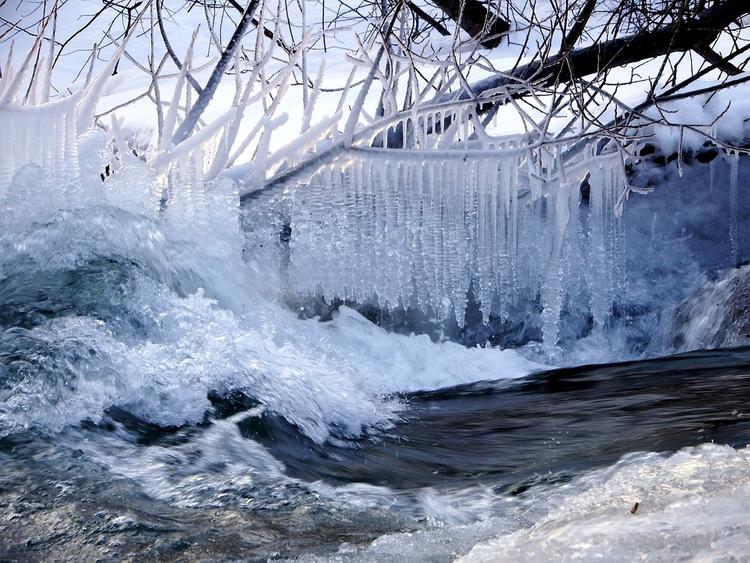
[407,0,450,36]
[466,0,749,100]
[430,0,510,48]
[694,44,742,75]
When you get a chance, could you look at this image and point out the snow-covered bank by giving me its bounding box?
[303,443,750,562]
[461,444,750,562]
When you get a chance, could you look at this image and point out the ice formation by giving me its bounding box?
[0,35,240,248]
[729,151,740,266]
[6,33,741,352]
[249,106,629,349]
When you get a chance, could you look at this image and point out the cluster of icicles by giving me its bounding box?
[268,140,629,349]
[1,32,628,350]
[0,101,80,189]
[0,104,235,239]
[0,34,238,242]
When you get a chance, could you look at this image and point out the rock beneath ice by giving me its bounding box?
[655,264,750,352]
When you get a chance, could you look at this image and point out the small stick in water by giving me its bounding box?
[630,502,639,514]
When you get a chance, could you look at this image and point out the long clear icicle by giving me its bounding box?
[275,114,629,350]
[729,151,739,267]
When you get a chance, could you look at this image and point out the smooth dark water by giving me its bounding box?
[253,346,750,491]
[2,347,749,561]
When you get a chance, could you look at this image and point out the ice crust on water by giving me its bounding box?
[272,136,627,350]
[314,444,750,562]
[460,444,750,562]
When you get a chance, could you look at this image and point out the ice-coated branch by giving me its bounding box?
[0,16,49,105]
[160,30,197,148]
[265,111,342,172]
[343,46,386,148]
[171,0,260,145]
[152,107,237,172]
[76,1,151,133]
[41,8,56,103]
[302,60,325,133]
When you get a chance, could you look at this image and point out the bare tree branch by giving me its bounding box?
[430,0,510,48]
[172,0,260,145]
[694,44,742,75]
[466,0,749,102]
[559,0,597,54]
[156,0,204,94]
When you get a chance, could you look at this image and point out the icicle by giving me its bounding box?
[366,157,379,302]
[422,158,437,314]
[527,149,542,201]
[385,158,399,308]
[509,153,519,299]
[278,121,630,342]
[476,158,490,321]
[63,110,80,186]
[588,159,610,330]
[496,157,511,318]
[729,151,739,267]
[396,160,409,305]
[483,158,498,321]
[449,159,468,325]
[0,112,14,190]
[541,181,573,352]
[42,108,56,171]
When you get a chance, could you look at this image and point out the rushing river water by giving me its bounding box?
[2,348,750,560]
[1,205,749,561]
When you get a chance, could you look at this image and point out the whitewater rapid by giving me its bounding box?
[1,148,749,560]
[0,204,544,442]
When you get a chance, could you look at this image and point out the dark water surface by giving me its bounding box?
[257,346,750,491]
[2,347,749,560]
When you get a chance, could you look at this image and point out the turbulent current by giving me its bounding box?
[1,10,750,557]
[1,192,750,560]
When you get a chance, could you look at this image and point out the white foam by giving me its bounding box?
[310,444,750,562]
[0,204,543,442]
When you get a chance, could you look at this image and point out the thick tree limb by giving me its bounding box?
[694,44,742,75]
[467,0,749,99]
[431,0,510,48]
